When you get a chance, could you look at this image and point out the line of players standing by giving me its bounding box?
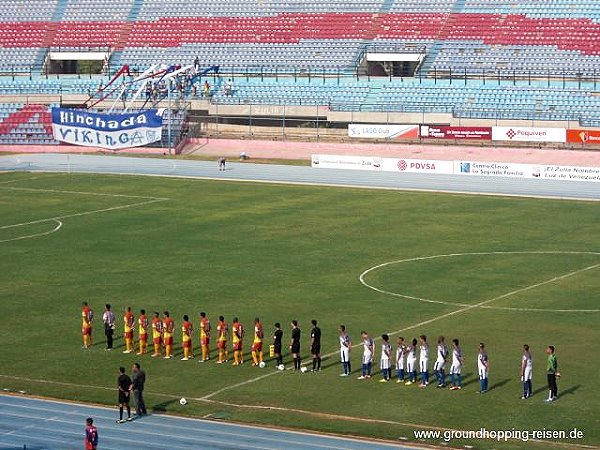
[81,303,323,371]
[82,302,559,401]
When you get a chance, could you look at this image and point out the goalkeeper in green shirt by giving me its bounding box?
[545,345,560,402]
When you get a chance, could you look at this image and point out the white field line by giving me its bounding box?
[0,197,165,230]
[1,186,168,242]
[359,251,600,313]
[200,262,599,401]
[0,219,62,243]
[1,185,168,200]
[0,175,60,185]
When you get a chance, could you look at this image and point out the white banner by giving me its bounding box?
[540,165,600,182]
[348,124,419,139]
[382,158,454,174]
[312,155,600,183]
[492,126,566,143]
[52,108,163,150]
[311,155,382,171]
[455,161,537,179]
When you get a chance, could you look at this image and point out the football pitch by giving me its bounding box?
[1,170,599,449]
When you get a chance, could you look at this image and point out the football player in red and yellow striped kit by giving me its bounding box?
[151,312,163,357]
[232,317,245,366]
[199,312,211,362]
[181,315,193,361]
[216,316,228,364]
[136,309,149,355]
[123,306,135,354]
[251,317,264,366]
[81,302,93,348]
[162,311,174,359]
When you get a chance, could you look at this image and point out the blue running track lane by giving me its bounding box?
[0,153,598,201]
[0,394,412,450]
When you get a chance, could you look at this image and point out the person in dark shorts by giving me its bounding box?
[131,362,147,416]
[310,319,322,372]
[290,320,301,370]
[218,157,226,171]
[273,323,283,366]
[116,366,132,423]
[102,303,115,350]
[545,345,560,402]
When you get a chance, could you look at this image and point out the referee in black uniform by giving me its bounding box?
[273,323,283,366]
[310,319,322,372]
[290,320,301,371]
[116,367,132,423]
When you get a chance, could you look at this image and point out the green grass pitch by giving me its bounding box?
[1,171,599,449]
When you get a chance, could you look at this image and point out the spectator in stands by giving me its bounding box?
[224,79,233,96]
[194,56,200,73]
[204,81,211,98]
[158,80,167,99]
[145,81,152,100]
[177,80,184,100]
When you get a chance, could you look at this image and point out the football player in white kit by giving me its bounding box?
[379,334,392,382]
[395,336,407,383]
[449,338,464,390]
[405,338,418,385]
[434,336,449,388]
[339,325,352,377]
[521,344,532,399]
[357,331,374,380]
[418,335,429,388]
[477,342,489,393]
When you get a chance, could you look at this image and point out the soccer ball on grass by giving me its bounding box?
[179,397,187,406]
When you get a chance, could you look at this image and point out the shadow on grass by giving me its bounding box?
[489,378,511,391]
[152,398,178,413]
[559,384,581,398]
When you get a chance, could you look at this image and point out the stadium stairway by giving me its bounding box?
[50,0,68,22]
[417,0,467,75]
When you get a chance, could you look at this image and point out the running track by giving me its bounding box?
[0,394,410,450]
[0,153,598,201]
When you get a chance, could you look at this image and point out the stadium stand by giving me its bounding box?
[1,0,600,133]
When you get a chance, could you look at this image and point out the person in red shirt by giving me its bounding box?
[232,317,245,366]
[137,309,149,355]
[162,311,174,359]
[123,306,135,354]
[84,417,98,450]
[251,317,264,366]
[181,315,193,361]
[81,302,94,348]
[199,312,211,362]
[216,316,228,364]
[151,311,163,357]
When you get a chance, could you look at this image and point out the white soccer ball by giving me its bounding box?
[300,366,307,373]
[277,364,285,371]
[259,361,266,368]
[179,397,187,406]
